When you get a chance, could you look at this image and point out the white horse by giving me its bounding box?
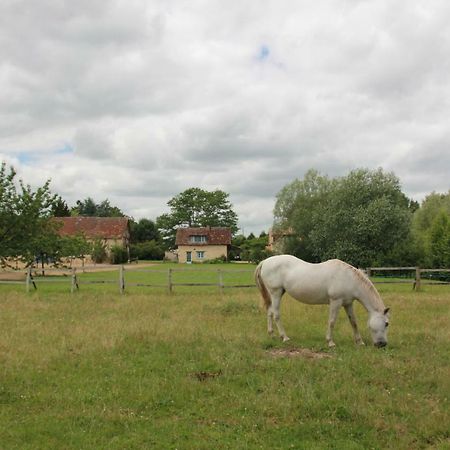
[255,255,390,347]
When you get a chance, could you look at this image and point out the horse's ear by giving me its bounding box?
[384,307,390,315]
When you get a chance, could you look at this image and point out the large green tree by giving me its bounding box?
[51,196,71,217]
[428,211,450,267]
[130,218,160,244]
[274,168,414,267]
[0,162,59,264]
[412,191,450,267]
[157,188,239,248]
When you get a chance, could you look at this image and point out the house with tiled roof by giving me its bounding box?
[175,226,232,263]
[53,217,130,259]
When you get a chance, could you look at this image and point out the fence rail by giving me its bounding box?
[367,267,450,290]
[1,265,449,294]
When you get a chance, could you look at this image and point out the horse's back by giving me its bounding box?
[260,255,357,304]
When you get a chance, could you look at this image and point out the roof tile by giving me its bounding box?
[52,217,129,239]
[175,227,232,246]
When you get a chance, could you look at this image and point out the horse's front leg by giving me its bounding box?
[326,299,343,347]
[344,303,365,345]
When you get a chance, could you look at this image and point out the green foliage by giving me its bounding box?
[91,239,108,264]
[229,234,246,260]
[274,169,331,262]
[411,191,450,267]
[130,240,164,261]
[157,188,239,248]
[274,168,413,267]
[130,219,160,243]
[231,234,246,247]
[72,197,125,217]
[412,191,450,232]
[51,196,71,217]
[0,162,59,264]
[428,211,450,268]
[110,245,129,265]
[207,255,228,264]
[59,234,91,259]
[240,234,273,263]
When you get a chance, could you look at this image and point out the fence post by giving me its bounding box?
[26,267,31,293]
[415,267,421,291]
[218,269,224,296]
[366,268,372,278]
[168,268,173,294]
[119,265,125,294]
[71,268,79,293]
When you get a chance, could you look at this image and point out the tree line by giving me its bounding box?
[1,161,449,268]
[273,168,449,268]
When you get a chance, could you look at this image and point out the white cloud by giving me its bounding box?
[1,0,449,233]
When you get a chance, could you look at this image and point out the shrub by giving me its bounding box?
[110,245,129,265]
[129,240,164,261]
[91,239,107,263]
[208,255,228,264]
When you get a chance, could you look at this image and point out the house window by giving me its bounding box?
[190,235,207,243]
[196,251,205,259]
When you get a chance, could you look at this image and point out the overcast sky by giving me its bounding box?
[1,1,449,234]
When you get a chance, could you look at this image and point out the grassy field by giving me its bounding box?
[0,264,449,449]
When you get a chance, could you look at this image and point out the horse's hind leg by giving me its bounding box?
[270,289,290,342]
[267,309,274,336]
[344,303,365,345]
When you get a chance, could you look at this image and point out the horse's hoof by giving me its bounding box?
[328,341,336,348]
[356,340,366,346]
[282,336,290,342]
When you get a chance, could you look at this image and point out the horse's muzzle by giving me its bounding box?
[374,341,387,348]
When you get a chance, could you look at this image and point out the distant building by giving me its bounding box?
[175,227,232,263]
[53,216,130,259]
[267,227,296,253]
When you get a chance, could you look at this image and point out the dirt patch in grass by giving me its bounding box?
[193,370,223,382]
[268,348,333,359]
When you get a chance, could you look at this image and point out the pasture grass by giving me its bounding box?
[0,270,449,449]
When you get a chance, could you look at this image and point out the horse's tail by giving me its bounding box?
[255,261,272,310]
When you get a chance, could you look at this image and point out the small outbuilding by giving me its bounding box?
[175,227,232,263]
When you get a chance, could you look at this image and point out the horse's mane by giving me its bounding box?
[338,260,385,311]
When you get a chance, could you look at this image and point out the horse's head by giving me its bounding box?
[368,308,390,348]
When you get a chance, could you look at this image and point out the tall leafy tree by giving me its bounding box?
[157,188,239,248]
[274,169,331,262]
[274,168,413,267]
[410,191,450,267]
[428,211,450,267]
[130,218,160,243]
[96,199,125,217]
[51,196,71,217]
[0,162,59,264]
[412,191,450,233]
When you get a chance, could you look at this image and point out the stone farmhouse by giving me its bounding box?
[53,217,131,262]
[175,227,232,263]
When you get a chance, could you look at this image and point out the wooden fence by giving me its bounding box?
[1,265,449,294]
[366,267,450,290]
[0,266,256,294]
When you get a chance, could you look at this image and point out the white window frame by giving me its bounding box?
[190,235,207,243]
[196,251,205,259]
